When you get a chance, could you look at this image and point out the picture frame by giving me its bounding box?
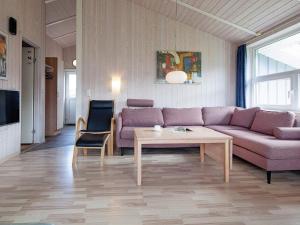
[156,51,202,84]
[0,30,8,80]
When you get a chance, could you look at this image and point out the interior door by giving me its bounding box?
[65,71,76,125]
[21,47,34,144]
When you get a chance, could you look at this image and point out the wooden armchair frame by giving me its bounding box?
[72,116,115,166]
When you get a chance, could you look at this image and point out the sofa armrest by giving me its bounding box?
[116,112,123,147]
[274,127,300,140]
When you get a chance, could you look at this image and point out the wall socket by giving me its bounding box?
[87,89,91,98]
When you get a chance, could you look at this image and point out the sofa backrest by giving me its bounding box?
[202,106,235,125]
[251,110,295,135]
[122,108,164,127]
[162,108,203,126]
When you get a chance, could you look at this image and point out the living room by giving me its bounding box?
[0,0,300,224]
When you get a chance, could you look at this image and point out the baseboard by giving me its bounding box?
[0,152,19,165]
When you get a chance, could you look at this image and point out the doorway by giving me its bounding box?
[21,42,35,145]
[65,70,76,125]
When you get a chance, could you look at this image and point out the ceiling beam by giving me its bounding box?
[171,0,260,36]
[53,31,76,40]
[46,15,76,27]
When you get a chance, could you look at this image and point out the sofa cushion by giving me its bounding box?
[274,127,300,140]
[222,129,300,160]
[250,110,295,135]
[163,108,203,126]
[205,125,248,133]
[122,108,164,127]
[76,133,109,148]
[127,99,154,107]
[202,106,235,125]
[230,107,260,128]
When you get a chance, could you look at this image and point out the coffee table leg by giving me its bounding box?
[137,141,142,186]
[224,140,230,183]
[200,143,205,162]
[134,137,137,162]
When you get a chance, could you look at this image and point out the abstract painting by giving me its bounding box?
[0,31,7,79]
[157,51,201,83]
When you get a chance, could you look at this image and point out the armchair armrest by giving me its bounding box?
[111,117,115,134]
[108,117,115,156]
[76,117,87,140]
[116,112,123,148]
[77,117,114,136]
[75,117,115,154]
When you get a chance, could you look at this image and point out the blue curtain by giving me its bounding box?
[236,44,247,108]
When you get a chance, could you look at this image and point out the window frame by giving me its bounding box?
[248,29,300,112]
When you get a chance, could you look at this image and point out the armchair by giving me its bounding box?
[72,100,114,166]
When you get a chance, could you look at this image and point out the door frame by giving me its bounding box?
[21,40,36,144]
[20,36,45,144]
[64,69,76,125]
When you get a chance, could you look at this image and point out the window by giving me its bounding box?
[250,32,300,111]
[68,73,76,98]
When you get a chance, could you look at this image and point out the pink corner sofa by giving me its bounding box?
[116,99,300,183]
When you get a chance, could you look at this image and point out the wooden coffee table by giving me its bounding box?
[134,127,233,185]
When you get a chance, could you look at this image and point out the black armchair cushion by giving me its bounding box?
[76,133,109,148]
[86,100,114,132]
[80,129,110,133]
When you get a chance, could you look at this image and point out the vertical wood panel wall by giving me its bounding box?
[79,0,237,116]
[0,0,45,163]
[63,45,76,70]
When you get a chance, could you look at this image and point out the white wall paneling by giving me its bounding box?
[78,0,237,117]
[24,0,46,145]
[0,0,45,163]
[0,124,20,164]
[76,0,83,119]
[63,45,76,69]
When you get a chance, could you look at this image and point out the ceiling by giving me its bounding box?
[131,0,300,43]
[44,0,300,46]
[45,0,76,48]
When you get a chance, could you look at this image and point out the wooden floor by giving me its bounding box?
[0,146,300,225]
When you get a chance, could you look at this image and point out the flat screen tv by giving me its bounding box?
[0,90,20,126]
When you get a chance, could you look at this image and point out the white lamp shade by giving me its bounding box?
[166,70,187,84]
[72,60,76,67]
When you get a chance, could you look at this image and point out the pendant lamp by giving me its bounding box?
[165,0,187,84]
